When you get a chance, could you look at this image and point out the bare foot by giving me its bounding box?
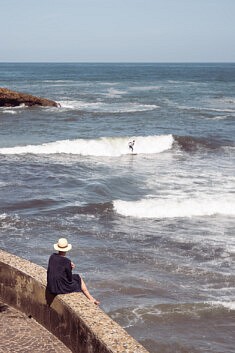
[91,298,100,305]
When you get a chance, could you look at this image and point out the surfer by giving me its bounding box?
[47,238,100,305]
[128,140,135,153]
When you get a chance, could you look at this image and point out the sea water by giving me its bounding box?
[0,63,235,353]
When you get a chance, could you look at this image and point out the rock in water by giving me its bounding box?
[0,87,59,107]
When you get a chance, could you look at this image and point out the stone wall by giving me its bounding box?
[0,249,149,353]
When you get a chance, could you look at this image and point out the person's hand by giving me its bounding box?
[89,296,100,305]
[71,262,75,269]
[92,298,100,305]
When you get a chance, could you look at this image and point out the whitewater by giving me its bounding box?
[113,197,235,219]
[0,134,174,156]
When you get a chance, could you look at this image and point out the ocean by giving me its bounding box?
[0,63,234,353]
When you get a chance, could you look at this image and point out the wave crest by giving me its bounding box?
[113,197,235,219]
[0,134,174,157]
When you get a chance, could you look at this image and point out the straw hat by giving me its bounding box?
[54,238,72,252]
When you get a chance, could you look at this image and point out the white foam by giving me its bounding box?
[105,88,127,98]
[0,104,26,114]
[113,197,235,219]
[207,107,235,113]
[0,134,174,157]
[209,116,229,120]
[130,85,161,91]
[0,213,20,230]
[178,105,235,113]
[1,109,17,115]
[208,301,235,311]
[59,100,158,113]
[0,213,7,220]
[0,181,9,187]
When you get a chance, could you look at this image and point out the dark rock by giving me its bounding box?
[0,87,59,107]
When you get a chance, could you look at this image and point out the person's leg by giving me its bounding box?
[81,277,100,305]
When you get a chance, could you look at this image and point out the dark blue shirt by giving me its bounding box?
[47,253,82,294]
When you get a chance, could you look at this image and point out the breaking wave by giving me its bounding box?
[113,197,235,219]
[0,134,174,157]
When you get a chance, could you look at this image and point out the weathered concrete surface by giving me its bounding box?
[0,87,58,107]
[0,249,149,353]
[0,300,72,353]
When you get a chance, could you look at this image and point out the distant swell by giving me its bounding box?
[0,134,174,157]
[113,197,235,219]
[4,198,57,212]
[174,135,233,152]
[45,202,114,218]
[65,202,113,215]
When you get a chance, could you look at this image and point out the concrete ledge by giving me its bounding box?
[0,249,149,353]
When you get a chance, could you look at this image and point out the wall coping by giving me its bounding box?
[0,249,149,353]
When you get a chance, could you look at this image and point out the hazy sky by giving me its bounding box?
[1,0,235,62]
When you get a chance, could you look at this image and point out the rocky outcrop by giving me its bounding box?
[0,87,59,107]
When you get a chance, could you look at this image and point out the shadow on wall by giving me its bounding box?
[45,287,56,306]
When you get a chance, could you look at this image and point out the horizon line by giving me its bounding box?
[0,61,235,64]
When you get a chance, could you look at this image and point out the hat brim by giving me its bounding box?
[54,243,72,252]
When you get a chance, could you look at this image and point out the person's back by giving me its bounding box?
[47,238,99,304]
[47,253,72,293]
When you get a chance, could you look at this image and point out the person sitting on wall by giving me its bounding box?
[47,238,100,305]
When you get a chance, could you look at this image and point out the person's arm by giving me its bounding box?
[65,259,73,281]
[81,277,100,305]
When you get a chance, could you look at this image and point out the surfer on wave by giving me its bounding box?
[128,140,135,153]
